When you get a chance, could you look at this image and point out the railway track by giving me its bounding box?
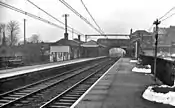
[0,58,112,108]
[40,59,115,108]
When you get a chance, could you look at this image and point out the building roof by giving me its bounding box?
[52,38,80,46]
[131,30,152,36]
[81,40,106,48]
[73,38,84,44]
[97,38,130,47]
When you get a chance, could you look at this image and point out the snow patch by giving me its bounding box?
[163,57,174,61]
[143,85,175,106]
[132,66,151,73]
[130,60,138,63]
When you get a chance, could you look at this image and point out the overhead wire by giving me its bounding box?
[159,7,175,20]
[27,0,83,36]
[58,0,103,35]
[148,6,175,32]
[160,12,175,22]
[0,1,69,31]
[80,0,107,39]
[80,0,104,34]
[147,24,154,32]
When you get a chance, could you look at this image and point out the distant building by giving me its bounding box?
[50,38,81,62]
[130,30,154,56]
[97,38,132,57]
[131,30,154,50]
[153,26,175,54]
[81,40,106,57]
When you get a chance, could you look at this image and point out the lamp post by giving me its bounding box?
[153,19,161,82]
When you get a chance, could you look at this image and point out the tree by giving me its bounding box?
[7,20,20,46]
[30,34,41,43]
[0,23,6,45]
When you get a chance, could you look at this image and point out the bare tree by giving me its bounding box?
[30,34,41,43]
[0,23,6,45]
[7,20,20,46]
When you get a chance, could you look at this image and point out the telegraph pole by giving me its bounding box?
[72,28,74,39]
[24,19,26,45]
[85,35,87,42]
[153,19,161,82]
[62,14,69,40]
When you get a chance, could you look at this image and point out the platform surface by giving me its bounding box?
[74,58,171,108]
[0,57,104,79]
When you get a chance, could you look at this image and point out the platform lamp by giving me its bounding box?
[153,19,161,82]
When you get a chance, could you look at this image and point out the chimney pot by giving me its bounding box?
[64,33,68,40]
[78,35,81,41]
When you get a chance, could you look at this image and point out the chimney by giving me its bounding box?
[78,35,81,41]
[130,28,133,35]
[64,33,68,40]
[130,28,133,38]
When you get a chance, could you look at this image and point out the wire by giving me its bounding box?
[58,0,103,35]
[0,1,67,30]
[159,7,175,20]
[80,0,104,34]
[160,12,175,22]
[80,0,107,38]
[147,24,154,32]
[27,0,83,36]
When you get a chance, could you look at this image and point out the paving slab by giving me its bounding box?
[74,58,172,108]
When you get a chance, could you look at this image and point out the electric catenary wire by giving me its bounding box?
[58,0,103,34]
[148,6,175,32]
[0,1,83,35]
[80,0,104,34]
[160,12,175,22]
[159,7,175,20]
[27,0,83,36]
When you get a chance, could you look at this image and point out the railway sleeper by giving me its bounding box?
[59,99,75,103]
[48,105,69,108]
[9,94,23,97]
[3,96,18,100]
[0,99,10,102]
[62,97,77,99]
[14,92,28,95]
[51,102,71,106]
[65,94,80,97]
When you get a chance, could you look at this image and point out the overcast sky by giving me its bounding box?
[0,0,175,42]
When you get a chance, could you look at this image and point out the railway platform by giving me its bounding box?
[73,58,171,108]
[0,57,104,79]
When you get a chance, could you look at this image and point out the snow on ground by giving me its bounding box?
[129,60,138,63]
[131,60,175,106]
[132,66,151,73]
[143,85,175,106]
[163,57,174,61]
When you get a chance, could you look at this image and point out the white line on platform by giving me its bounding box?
[70,58,121,108]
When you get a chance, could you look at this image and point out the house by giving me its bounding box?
[50,38,81,62]
[81,40,106,57]
[130,30,154,56]
[131,30,154,49]
[153,26,175,55]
